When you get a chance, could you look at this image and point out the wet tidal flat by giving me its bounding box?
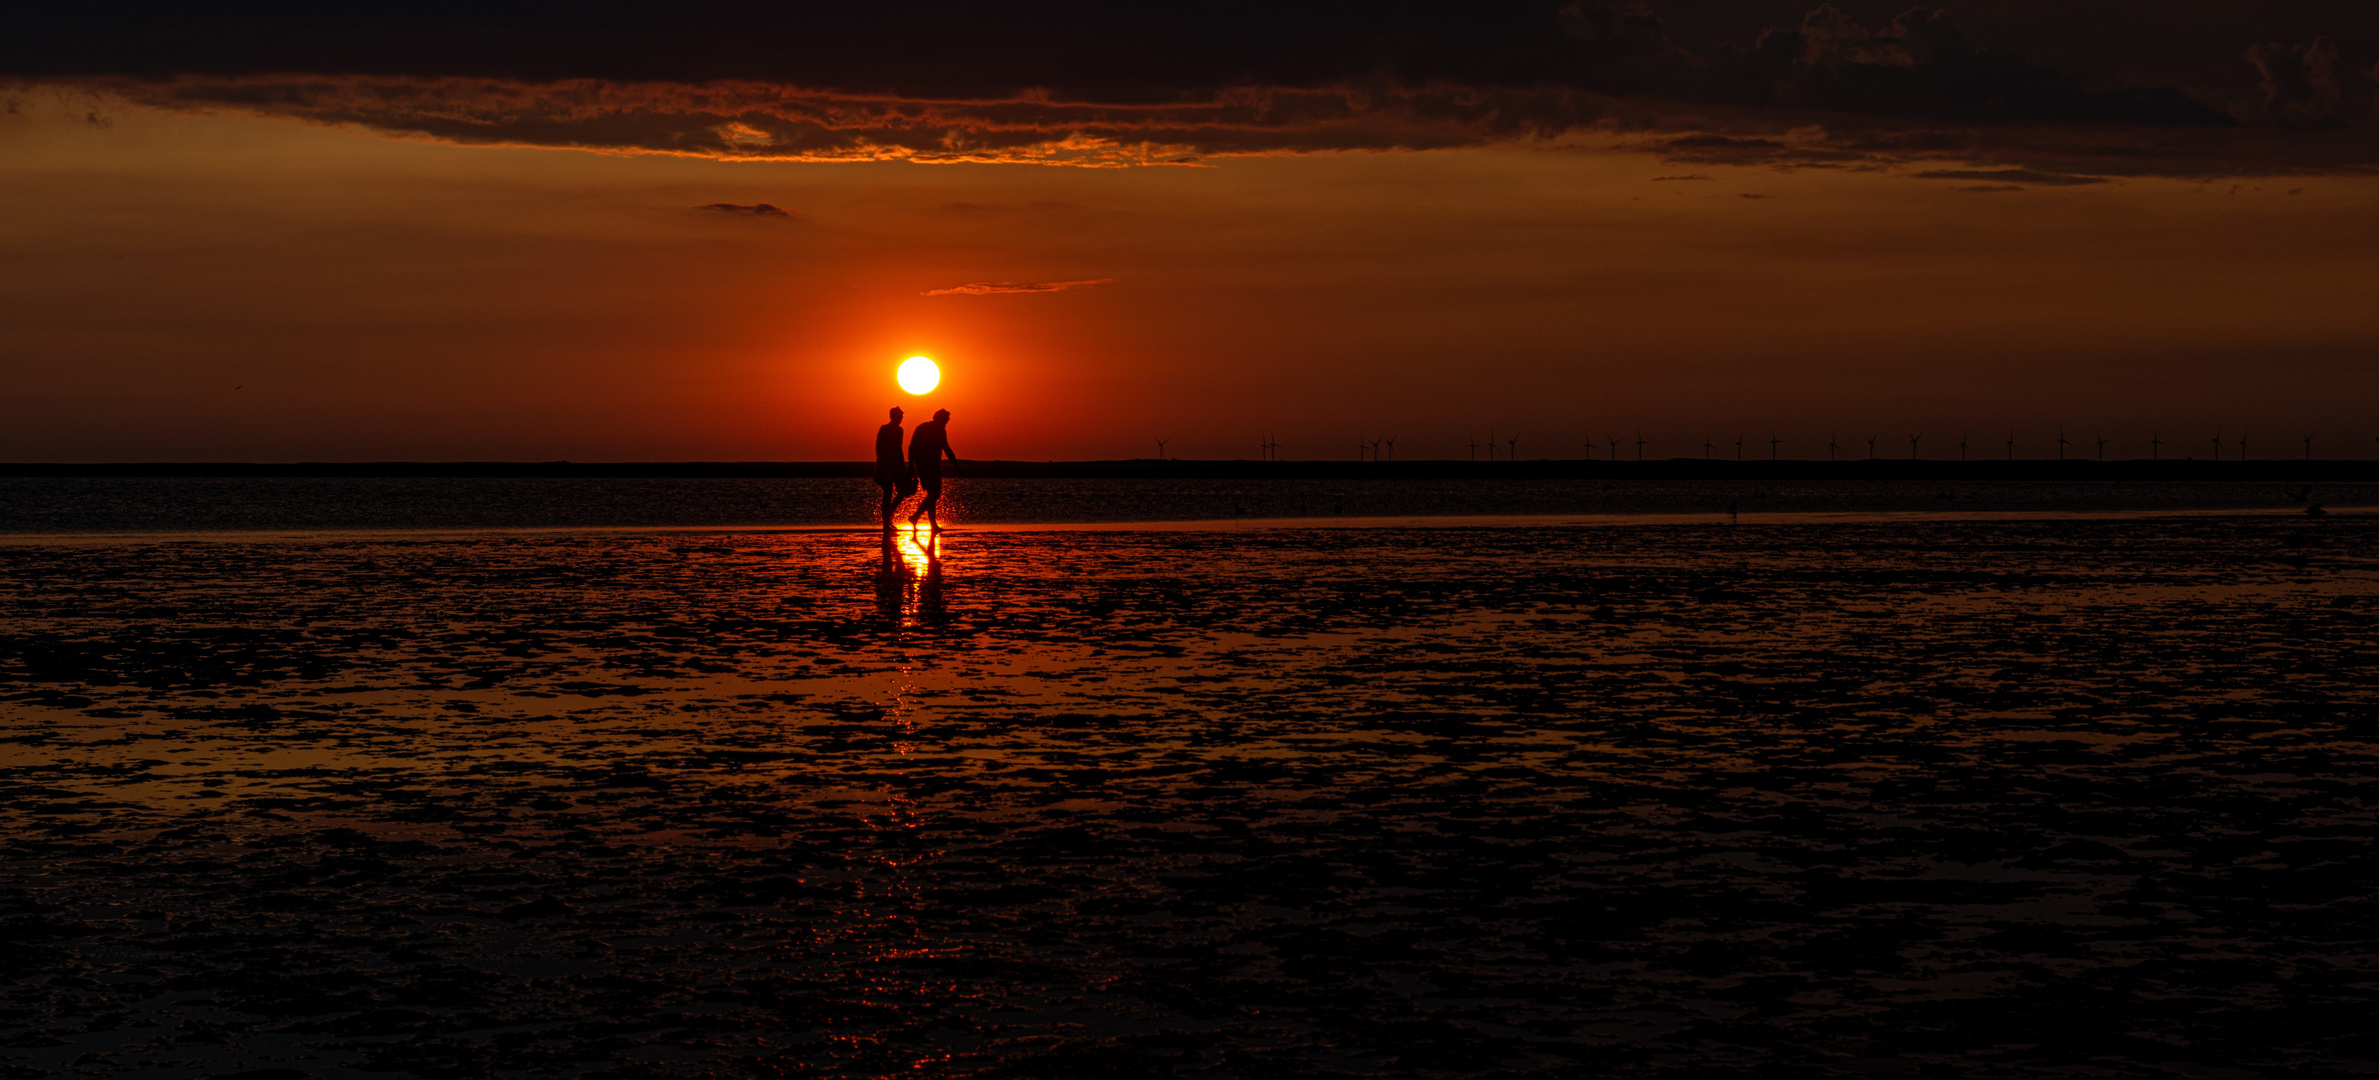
[2,519,2375,1078]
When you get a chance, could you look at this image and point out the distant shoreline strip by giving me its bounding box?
[0,505,2367,545]
[4,461,2378,482]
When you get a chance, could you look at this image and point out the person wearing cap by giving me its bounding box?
[874,406,913,529]
[907,408,963,531]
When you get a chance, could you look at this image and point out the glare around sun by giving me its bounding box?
[898,355,940,395]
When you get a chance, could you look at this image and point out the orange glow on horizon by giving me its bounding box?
[10,101,2379,462]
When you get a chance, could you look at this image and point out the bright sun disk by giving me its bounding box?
[897,355,940,395]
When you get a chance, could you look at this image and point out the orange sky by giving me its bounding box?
[4,95,2377,461]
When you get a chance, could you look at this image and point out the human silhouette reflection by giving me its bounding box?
[874,525,946,626]
[914,530,946,626]
[907,408,963,531]
[874,406,913,530]
[874,529,908,620]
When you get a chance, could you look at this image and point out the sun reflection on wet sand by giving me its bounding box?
[875,524,945,630]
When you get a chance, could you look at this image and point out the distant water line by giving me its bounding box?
[0,476,2370,534]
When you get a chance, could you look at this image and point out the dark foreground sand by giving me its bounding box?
[2,518,2374,1078]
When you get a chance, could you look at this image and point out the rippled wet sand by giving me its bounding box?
[3,519,2374,1078]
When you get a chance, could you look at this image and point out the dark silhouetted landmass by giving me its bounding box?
[7,459,2379,482]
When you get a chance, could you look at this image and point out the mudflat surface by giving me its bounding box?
[2,518,2374,1078]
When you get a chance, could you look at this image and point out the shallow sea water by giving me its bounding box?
[2,516,2374,1078]
[3,475,2373,533]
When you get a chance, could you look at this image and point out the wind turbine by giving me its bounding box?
[1384,436,1396,462]
[1958,433,1969,461]
[2150,430,2161,461]
[2056,428,2069,461]
[1828,433,1839,461]
[1508,434,1519,461]
[1467,435,1480,461]
[2303,434,2313,461]
[2095,434,2108,461]
[1733,433,1745,461]
[1634,432,1648,461]
[1910,433,1923,459]
[1157,439,1168,461]
[2005,431,2015,460]
[2212,426,2222,459]
[1770,434,1783,460]
[1703,434,1714,460]
[1866,434,1879,460]
[2238,431,2248,460]
[1607,434,1622,460]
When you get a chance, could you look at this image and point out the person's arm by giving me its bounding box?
[943,437,962,474]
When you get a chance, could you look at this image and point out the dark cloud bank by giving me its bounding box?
[8,2,2377,176]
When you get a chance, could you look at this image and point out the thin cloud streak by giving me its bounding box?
[922,279,1114,296]
[696,202,794,216]
[1911,168,2106,186]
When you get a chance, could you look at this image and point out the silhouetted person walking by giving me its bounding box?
[908,408,963,530]
[875,406,913,529]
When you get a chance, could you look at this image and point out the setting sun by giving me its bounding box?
[897,355,940,395]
